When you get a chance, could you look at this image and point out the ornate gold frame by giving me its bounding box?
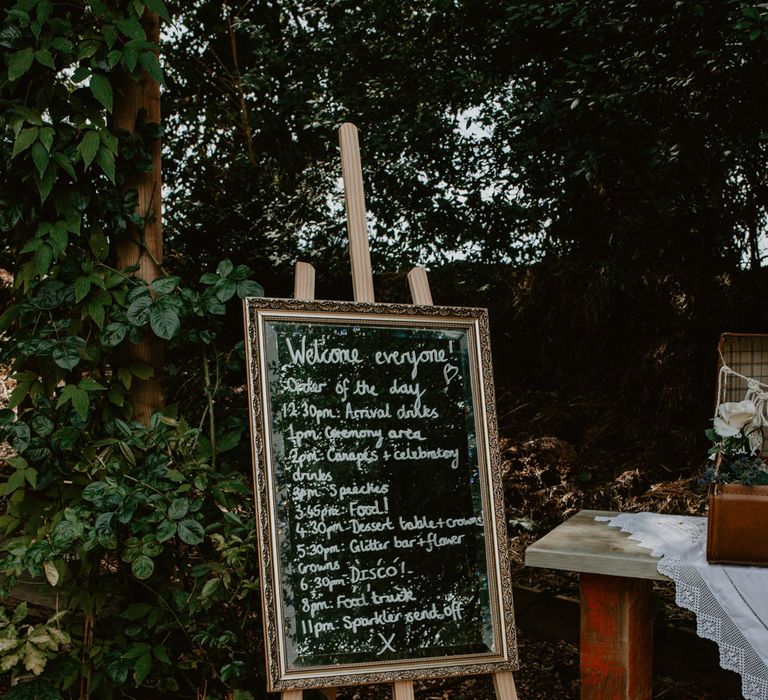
[243,298,517,691]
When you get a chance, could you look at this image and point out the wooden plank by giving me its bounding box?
[338,123,375,303]
[294,261,316,301]
[580,574,653,700]
[407,267,433,305]
[492,670,519,700]
[525,510,667,581]
[289,261,333,700]
[393,264,427,700]
[392,680,415,700]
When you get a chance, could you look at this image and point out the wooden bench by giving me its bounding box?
[525,509,668,700]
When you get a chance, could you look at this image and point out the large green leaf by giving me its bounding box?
[30,142,49,177]
[8,47,34,80]
[236,280,264,298]
[149,303,180,340]
[89,73,113,111]
[177,519,205,545]
[167,498,189,520]
[11,127,38,158]
[131,555,154,580]
[101,322,127,347]
[51,336,86,370]
[126,295,152,325]
[78,131,100,169]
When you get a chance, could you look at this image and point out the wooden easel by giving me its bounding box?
[283,123,519,700]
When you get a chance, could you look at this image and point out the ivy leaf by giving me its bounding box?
[214,278,237,302]
[11,127,38,158]
[52,336,86,370]
[101,322,128,347]
[37,165,58,204]
[34,48,54,68]
[177,519,205,545]
[51,37,74,53]
[30,415,54,436]
[78,131,100,170]
[126,295,152,326]
[89,229,109,261]
[131,555,154,580]
[33,279,64,309]
[236,280,265,299]
[106,658,129,685]
[89,73,113,112]
[120,604,153,621]
[79,377,107,392]
[117,18,146,41]
[95,512,117,549]
[217,259,233,276]
[61,386,89,420]
[144,0,171,21]
[96,145,115,183]
[74,276,91,303]
[9,421,31,453]
[53,152,76,179]
[201,578,221,599]
[8,47,34,81]
[138,50,164,84]
[156,519,176,542]
[149,303,180,340]
[130,363,154,380]
[121,47,138,73]
[149,276,180,295]
[167,498,189,521]
[24,467,37,488]
[48,226,68,255]
[217,429,242,453]
[34,242,52,275]
[13,105,43,125]
[152,645,170,664]
[30,142,49,177]
[141,535,162,557]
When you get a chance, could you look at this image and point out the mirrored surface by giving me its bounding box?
[264,319,494,668]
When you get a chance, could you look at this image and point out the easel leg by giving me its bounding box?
[279,690,335,699]
[392,680,415,700]
[493,671,519,700]
[580,574,653,700]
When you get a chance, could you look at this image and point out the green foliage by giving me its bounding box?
[0,1,267,697]
[160,0,768,282]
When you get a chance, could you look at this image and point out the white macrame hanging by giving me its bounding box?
[715,359,768,454]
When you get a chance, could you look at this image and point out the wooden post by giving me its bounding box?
[112,11,164,425]
[580,574,653,700]
[293,261,316,301]
[338,123,375,303]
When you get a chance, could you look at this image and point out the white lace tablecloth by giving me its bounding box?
[596,513,768,700]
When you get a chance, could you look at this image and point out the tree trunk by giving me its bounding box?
[112,11,164,425]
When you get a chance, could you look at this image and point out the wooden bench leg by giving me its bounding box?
[580,574,653,700]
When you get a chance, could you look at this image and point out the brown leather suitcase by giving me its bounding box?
[706,483,768,565]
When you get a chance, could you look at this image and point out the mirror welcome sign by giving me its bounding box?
[244,298,517,691]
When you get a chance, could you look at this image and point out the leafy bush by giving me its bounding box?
[1,1,266,697]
